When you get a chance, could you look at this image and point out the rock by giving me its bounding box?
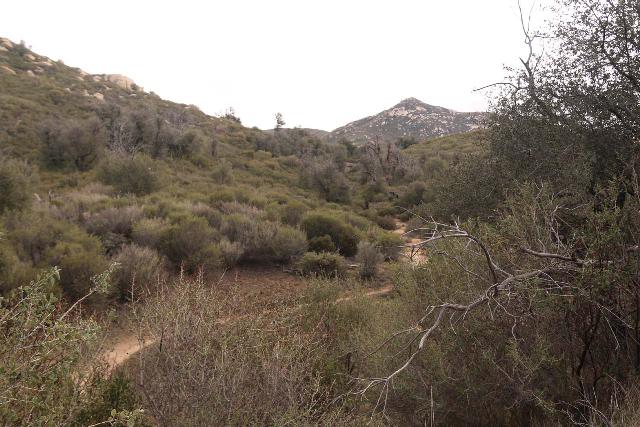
[24,53,36,61]
[0,46,7,53]
[92,75,102,82]
[105,74,142,91]
[93,92,104,101]
[26,70,35,77]
[0,38,13,49]
[0,65,16,75]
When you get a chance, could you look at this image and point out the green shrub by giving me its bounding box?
[279,200,307,226]
[0,236,30,294]
[41,118,103,171]
[85,206,144,238]
[168,130,200,158]
[217,238,243,267]
[190,202,223,228]
[270,226,308,262]
[73,374,142,426]
[301,212,359,257]
[355,241,383,278]
[159,217,218,272]
[308,235,336,253]
[0,157,34,214]
[97,154,159,196]
[45,239,109,301]
[131,217,170,248]
[399,181,432,207]
[6,212,108,299]
[371,230,404,261]
[300,252,347,277]
[0,269,144,425]
[211,159,234,184]
[112,244,164,301]
[375,215,397,230]
[220,215,307,263]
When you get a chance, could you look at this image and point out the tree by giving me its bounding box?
[0,157,34,214]
[41,118,103,171]
[223,107,241,124]
[275,112,286,131]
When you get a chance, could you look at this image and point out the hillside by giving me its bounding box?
[329,97,485,145]
[0,36,417,301]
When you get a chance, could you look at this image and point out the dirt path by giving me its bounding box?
[101,284,395,373]
[101,220,418,373]
[395,220,428,263]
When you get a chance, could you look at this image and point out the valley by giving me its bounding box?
[3,1,640,423]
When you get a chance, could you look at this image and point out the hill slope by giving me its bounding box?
[330,97,485,145]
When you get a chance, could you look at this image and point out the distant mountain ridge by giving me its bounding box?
[328,97,485,145]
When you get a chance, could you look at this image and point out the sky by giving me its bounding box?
[0,0,542,130]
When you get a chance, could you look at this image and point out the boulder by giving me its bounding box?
[106,74,142,91]
[0,65,16,75]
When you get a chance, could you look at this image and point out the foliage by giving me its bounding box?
[112,244,164,301]
[159,216,218,272]
[41,118,103,171]
[133,275,365,425]
[301,212,360,257]
[0,157,34,214]
[97,154,159,196]
[355,241,383,278]
[131,217,170,249]
[0,268,143,426]
[308,234,336,253]
[300,251,347,277]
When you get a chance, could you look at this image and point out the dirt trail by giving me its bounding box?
[394,220,428,263]
[101,284,395,373]
[101,220,418,373]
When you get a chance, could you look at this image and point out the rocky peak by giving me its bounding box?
[330,97,485,145]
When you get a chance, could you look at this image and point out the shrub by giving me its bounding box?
[370,230,404,261]
[302,160,351,203]
[308,235,336,253]
[6,212,108,300]
[301,213,359,257]
[45,239,109,301]
[217,238,243,267]
[0,157,34,214]
[270,227,308,262]
[190,202,223,228]
[211,159,234,184]
[0,236,29,294]
[132,217,170,248]
[85,205,144,238]
[399,181,432,207]
[355,241,383,278]
[0,269,144,425]
[168,130,200,158]
[97,154,159,196]
[279,200,307,226]
[375,215,397,230]
[159,217,218,272]
[300,252,347,277]
[112,244,164,301]
[220,215,307,263]
[41,118,103,171]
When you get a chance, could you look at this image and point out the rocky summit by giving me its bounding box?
[329,97,485,145]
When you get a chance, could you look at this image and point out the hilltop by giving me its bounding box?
[328,97,485,145]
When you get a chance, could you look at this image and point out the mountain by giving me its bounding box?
[329,97,485,145]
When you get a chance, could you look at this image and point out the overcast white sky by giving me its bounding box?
[1,0,542,130]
